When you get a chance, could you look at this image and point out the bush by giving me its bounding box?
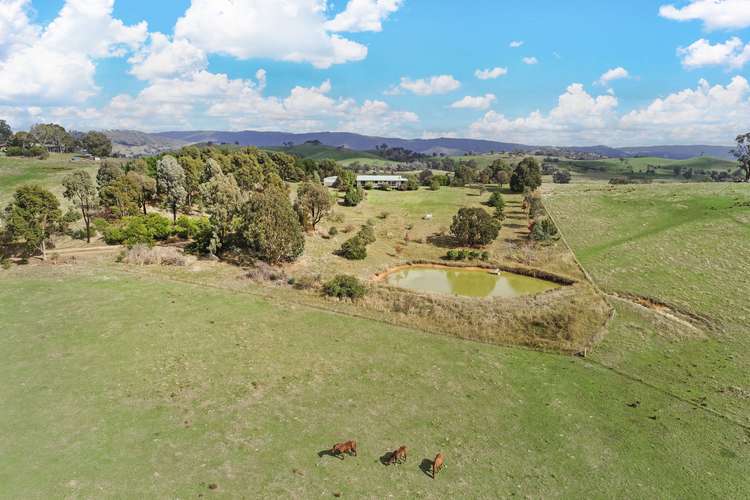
[445,249,491,261]
[429,179,441,191]
[530,218,559,241]
[174,215,210,239]
[103,214,174,246]
[343,186,364,206]
[323,275,366,300]
[357,224,376,245]
[328,226,339,236]
[122,244,186,266]
[5,145,49,159]
[337,236,367,260]
[553,170,572,184]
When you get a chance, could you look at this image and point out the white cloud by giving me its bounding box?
[509,40,524,48]
[470,83,618,144]
[393,75,461,96]
[129,33,207,80]
[451,94,497,110]
[325,0,403,32]
[0,0,147,105]
[659,0,750,30]
[475,67,508,80]
[597,67,630,86]
[469,77,749,145]
[522,56,538,65]
[174,0,374,69]
[678,37,750,69]
[620,76,750,143]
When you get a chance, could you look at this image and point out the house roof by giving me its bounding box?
[355,175,407,182]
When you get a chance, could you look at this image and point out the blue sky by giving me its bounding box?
[1,0,749,145]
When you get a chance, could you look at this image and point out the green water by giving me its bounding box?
[385,267,561,299]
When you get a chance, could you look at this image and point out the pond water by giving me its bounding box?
[384,266,561,299]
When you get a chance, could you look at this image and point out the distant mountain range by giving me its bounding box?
[104,129,736,161]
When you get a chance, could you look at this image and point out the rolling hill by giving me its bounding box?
[104,129,737,161]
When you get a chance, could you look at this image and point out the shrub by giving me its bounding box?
[429,179,440,191]
[122,244,186,266]
[337,236,367,260]
[530,218,559,241]
[553,170,572,184]
[174,215,210,239]
[343,186,364,206]
[328,226,339,236]
[323,275,366,300]
[103,214,174,246]
[357,224,376,245]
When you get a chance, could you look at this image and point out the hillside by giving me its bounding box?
[103,128,737,161]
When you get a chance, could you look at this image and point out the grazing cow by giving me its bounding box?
[387,446,408,465]
[432,453,445,479]
[331,440,357,459]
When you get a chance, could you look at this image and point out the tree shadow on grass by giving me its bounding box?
[426,233,459,249]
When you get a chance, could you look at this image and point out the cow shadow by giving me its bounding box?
[317,449,342,460]
[419,458,434,478]
[379,451,396,466]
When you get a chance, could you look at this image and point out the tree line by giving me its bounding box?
[0,119,112,159]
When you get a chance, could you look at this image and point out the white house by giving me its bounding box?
[324,175,408,189]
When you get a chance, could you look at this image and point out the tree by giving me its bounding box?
[510,157,542,192]
[343,186,364,207]
[0,119,11,144]
[334,170,356,191]
[30,123,73,152]
[495,170,509,188]
[552,170,572,184]
[96,161,124,194]
[450,207,500,247]
[419,169,434,186]
[199,170,246,255]
[530,218,559,241]
[429,178,441,191]
[62,170,98,243]
[82,131,112,157]
[733,133,750,182]
[240,186,304,264]
[126,171,156,215]
[101,175,140,218]
[1,185,63,260]
[178,151,204,207]
[403,175,420,191]
[157,155,187,223]
[488,191,505,219]
[296,181,332,230]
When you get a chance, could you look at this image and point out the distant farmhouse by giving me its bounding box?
[324,175,408,189]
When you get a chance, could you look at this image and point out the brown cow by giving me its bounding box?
[387,446,407,465]
[331,440,357,459]
[432,453,445,479]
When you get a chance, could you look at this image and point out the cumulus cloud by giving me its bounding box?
[678,37,750,69]
[475,67,508,80]
[659,0,750,30]
[470,77,749,145]
[509,40,524,48]
[129,33,207,80]
[522,56,538,65]
[620,76,750,143]
[597,67,630,86]
[325,0,403,32]
[0,0,147,104]
[391,75,461,96]
[174,0,376,69]
[451,94,497,110]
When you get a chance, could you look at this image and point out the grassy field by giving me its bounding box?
[558,156,736,179]
[545,181,750,420]
[3,160,750,496]
[1,264,748,498]
[0,154,101,207]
